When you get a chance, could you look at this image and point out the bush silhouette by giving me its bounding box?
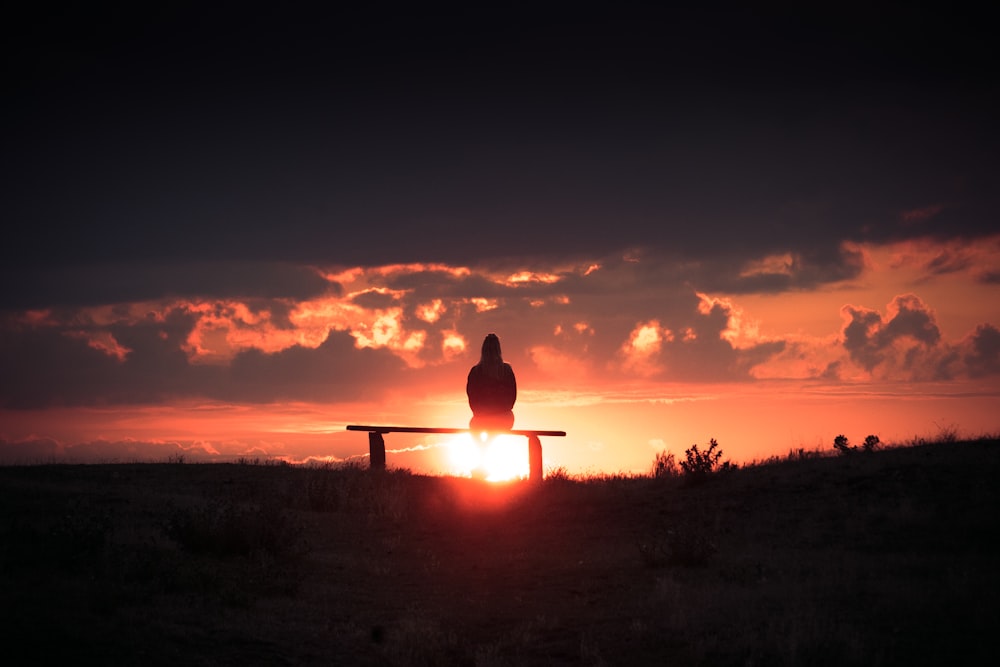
[651,451,679,478]
[833,434,852,455]
[680,438,735,483]
[834,434,880,454]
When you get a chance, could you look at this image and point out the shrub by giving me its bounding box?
[680,439,735,484]
[544,466,573,482]
[834,434,880,454]
[935,422,960,443]
[651,451,679,479]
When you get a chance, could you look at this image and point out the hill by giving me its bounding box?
[1,438,998,666]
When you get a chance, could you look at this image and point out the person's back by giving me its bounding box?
[467,333,516,430]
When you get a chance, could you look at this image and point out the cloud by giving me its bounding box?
[0,436,267,465]
[1,260,333,310]
[609,294,787,382]
[962,324,1000,378]
[977,270,1000,285]
[226,329,408,402]
[838,294,1000,381]
[924,249,973,276]
[713,243,868,294]
[841,295,941,374]
[0,437,61,463]
[2,240,997,414]
[0,303,407,408]
[4,2,997,306]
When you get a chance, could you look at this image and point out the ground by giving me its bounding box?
[1,439,998,665]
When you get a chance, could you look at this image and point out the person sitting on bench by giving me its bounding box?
[466,333,517,431]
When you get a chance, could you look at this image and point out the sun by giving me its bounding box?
[446,432,530,481]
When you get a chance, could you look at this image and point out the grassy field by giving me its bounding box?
[1,438,998,666]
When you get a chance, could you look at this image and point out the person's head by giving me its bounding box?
[480,333,503,365]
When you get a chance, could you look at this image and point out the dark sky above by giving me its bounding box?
[3,3,997,309]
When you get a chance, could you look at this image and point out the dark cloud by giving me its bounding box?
[0,306,405,408]
[659,299,786,382]
[925,250,973,276]
[976,269,1000,285]
[701,244,868,294]
[0,437,60,464]
[837,295,1000,380]
[883,295,941,347]
[1,261,332,311]
[227,330,407,403]
[842,295,942,374]
[0,307,203,408]
[963,324,1000,378]
[351,290,399,310]
[843,307,889,372]
[3,3,997,312]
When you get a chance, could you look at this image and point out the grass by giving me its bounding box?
[1,436,998,665]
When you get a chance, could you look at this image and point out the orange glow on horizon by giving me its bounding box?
[3,379,999,472]
[3,238,998,472]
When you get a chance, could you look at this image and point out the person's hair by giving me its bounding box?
[477,333,505,379]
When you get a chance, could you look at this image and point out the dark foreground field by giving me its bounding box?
[2,439,998,666]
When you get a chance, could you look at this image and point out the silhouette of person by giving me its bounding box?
[466,333,517,431]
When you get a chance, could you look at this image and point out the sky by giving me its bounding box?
[2,4,998,474]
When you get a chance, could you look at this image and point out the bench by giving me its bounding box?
[346,425,567,481]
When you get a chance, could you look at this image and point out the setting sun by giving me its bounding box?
[446,433,530,481]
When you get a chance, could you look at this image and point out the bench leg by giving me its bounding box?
[369,432,386,470]
[528,435,543,482]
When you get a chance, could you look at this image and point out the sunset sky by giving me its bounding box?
[2,4,998,474]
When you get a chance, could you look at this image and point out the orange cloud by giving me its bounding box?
[504,270,561,286]
[739,252,795,279]
[441,330,467,358]
[619,320,664,376]
[417,299,446,323]
[65,330,131,361]
[697,293,766,349]
[468,297,499,312]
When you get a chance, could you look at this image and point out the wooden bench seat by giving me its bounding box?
[346,425,566,481]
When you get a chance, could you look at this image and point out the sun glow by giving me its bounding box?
[446,433,530,481]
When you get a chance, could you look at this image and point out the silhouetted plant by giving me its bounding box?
[651,450,679,478]
[544,466,573,482]
[834,434,880,454]
[680,439,735,484]
[935,422,960,443]
[833,434,854,455]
